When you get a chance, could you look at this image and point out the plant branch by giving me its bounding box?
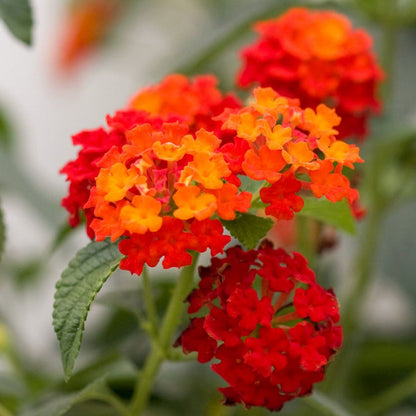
[129,253,199,415]
[141,266,158,337]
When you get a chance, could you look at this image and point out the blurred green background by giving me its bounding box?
[0,0,415,415]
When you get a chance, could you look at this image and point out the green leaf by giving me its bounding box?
[221,213,274,249]
[297,197,356,234]
[0,0,33,45]
[53,239,124,381]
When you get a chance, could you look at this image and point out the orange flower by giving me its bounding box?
[222,111,260,142]
[153,141,186,162]
[252,87,293,120]
[96,163,142,202]
[309,160,354,202]
[242,146,286,182]
[282,141,320,171]
[262,123,292,151]
[173,186,217,221]
[317,136,363,169]
[90,200,126,242]
[181,129,221,154]
[120,195,162,234]
[125,124,158,154]
[303,105,341,139]
[181,153,231,189]
[210,183,252,220]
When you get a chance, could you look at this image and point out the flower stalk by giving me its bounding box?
[129,254,198,415]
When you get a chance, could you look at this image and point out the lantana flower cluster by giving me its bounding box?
[179,242,342,410]
[61,75,362,276]
[57,6,380,412]
[237,7,383,139]
[61,75,241,274]
[220,87,362,220]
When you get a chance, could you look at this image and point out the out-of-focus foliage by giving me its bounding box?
[354,0,416,26]
[0,0,33,45]
[0,0,415,415]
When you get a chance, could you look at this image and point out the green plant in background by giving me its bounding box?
[0,1,416,416]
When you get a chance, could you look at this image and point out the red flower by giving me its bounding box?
[118,217,230,276]
[237,7,383,140]
[260,171,304,220]
[179,242,342,410]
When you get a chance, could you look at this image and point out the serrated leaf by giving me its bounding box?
[297,197,356,234]
[0,0,33,45]
[0,198,5,262]
[53,239,123,381]
[222,213,274,249]
[19,378,110,416]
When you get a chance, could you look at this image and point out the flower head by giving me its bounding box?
[179,241,342,410]
[219,87,362,220]
[61,77,362,275]
[237,7,383,140]
[60,74,241,239]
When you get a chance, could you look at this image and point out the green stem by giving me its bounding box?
[363,370,416,415]
[141,266,158,337]
[303,391,355,416]
[129,253,199,415]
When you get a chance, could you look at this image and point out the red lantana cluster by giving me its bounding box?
[179,241,342,410]
[237,7,383,139]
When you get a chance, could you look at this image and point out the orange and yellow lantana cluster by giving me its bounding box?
[62,76,362,276]
[220,87,362,220]
[86,123,252,240]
